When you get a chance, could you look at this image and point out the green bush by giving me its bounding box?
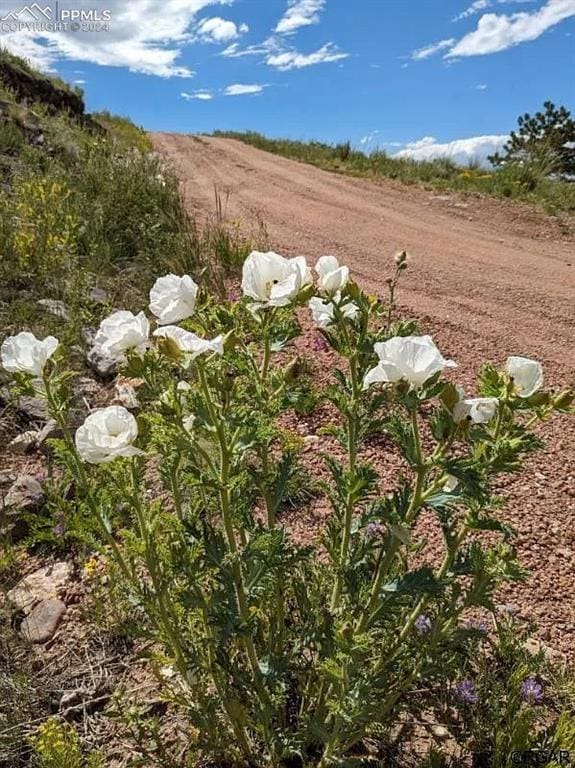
[0,120,23,155]
[3,252,572,766]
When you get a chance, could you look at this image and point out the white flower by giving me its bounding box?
[315,255,349,295]
[75,406,142,464]
[363,335,457,390]
[1,332,59,376]
[453,386,499,424]
[149,274,198,325]
[444,474,459,493]
[506,356,543,398]
[241,251,311,308]
[153,326,224,359]
[176,380,191,392]
[183,414,196,432]
[308,294,358,328]
[93,311,149,361]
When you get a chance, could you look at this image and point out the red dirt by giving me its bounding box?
[152,133,575,662]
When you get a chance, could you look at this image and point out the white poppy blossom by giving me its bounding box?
[308,294,358,328]
[75,406,142,464]
[363,335,457,390]
[149,274,198,325]
[241,251,311,308]
[93,311,149,361]
[453,390,499,424]
[506,356,543,398]
[315,255,350,295]
[1,332,59,376]
[153,326,224,359]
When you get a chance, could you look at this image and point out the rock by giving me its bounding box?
[495,602,520,616]
[37,299,71,321]
[113,378,140,409]
[0,385,49,422]
[0,470,16,487]
[21,599,66,643]
[89,287,108,304]
[82,327,97,347]
[87,346,117,379]
[523,637,561,662]
[36,419,62,448]
[3,475,43,511]
[431,725,449,738]
[7,561,72,612]
[9,430,39,454]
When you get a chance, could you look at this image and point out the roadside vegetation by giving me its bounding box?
[0,48,262,369]
[1,51,574,768]
[213,103,575,217]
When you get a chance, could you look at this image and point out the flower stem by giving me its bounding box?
[355,408,426,633]
[330,353,360,612]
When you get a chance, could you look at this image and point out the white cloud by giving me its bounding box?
[453,0,492,22]
[453,0,536,21]
[394,134,509,167]
[223,83,265,96]
[0,0,236,78]
[476,83,488,89]
[411,38,455,60]
[197,16,248,43]
[275,0,325,34]
[221,39,273,57]
[266,42,348,70]
[447,0,575,57]
[73,79,86,85]
[181,90,214,100]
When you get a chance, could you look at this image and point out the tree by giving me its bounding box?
[489,101,575,176]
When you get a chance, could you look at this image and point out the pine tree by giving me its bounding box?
[489,101,575,176]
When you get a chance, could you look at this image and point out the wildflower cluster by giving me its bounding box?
[2,249,572,766]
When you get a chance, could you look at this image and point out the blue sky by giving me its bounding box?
[1,0,574,163]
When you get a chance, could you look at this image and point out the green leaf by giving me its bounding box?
[382,567,443,595]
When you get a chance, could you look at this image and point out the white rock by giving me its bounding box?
[7,561,72,612]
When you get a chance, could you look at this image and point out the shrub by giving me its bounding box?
[2,252,573,766]
[32,719,102,768]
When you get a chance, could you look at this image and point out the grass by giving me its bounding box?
[212,130,575,216]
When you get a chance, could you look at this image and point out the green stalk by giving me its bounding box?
[196,364,274,726]
[330,348,360,612]
[42,373,133,582]
[129,464,191,684]
[355,408,425,633]
[199,602,253,758]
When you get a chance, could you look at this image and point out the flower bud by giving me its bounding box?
[394,250,408,266]
[553,389,574,410]
[156,335,184,362]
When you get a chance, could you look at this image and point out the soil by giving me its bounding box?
[152,133,575,662]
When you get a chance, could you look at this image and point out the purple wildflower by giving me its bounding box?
[312,334,329,353]
[52,522,65,537]
[364,521,386,541]
[415,614,432,634]
[454,679,479,705]
[464,617,489,633]
[521,678,543,705]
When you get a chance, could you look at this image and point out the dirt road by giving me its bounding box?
[152,133,575,659]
